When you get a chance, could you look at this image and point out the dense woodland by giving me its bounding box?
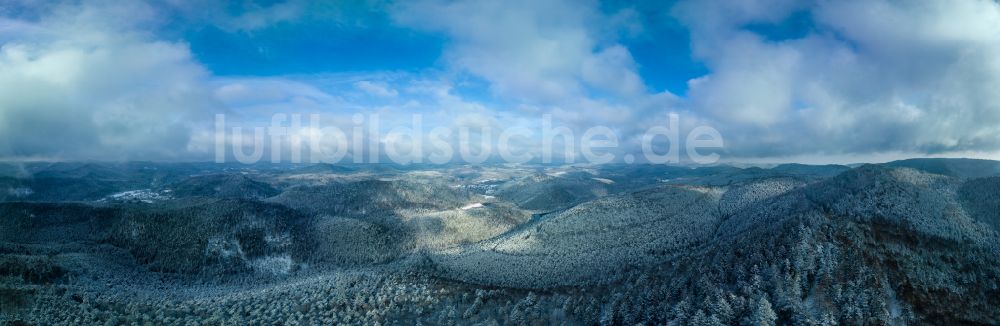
[1,159,999,324]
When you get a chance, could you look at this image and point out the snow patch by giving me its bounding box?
[100,189,170,203]
[461,203,484,210]
[205,236,243,259]
[591,177,614,184]
[250,255,293,276]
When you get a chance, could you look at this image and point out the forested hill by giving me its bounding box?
[1,159,999,324]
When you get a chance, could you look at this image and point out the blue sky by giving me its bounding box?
[183,7,445,76]
[2,0,1000,163]
[178,1,707,97]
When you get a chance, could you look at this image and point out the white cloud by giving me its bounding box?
[673,0,1000,158]
[4,0,999,163]
[388,0,702,161]
[391,0,655,104]
[0,1,220,160]
[354,80,399,98]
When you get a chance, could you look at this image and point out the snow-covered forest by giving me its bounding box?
[1,159,999,324]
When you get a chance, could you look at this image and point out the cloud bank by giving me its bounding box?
[1,0,999,163]
[0,1,220,160]
[676,0,1000,159]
